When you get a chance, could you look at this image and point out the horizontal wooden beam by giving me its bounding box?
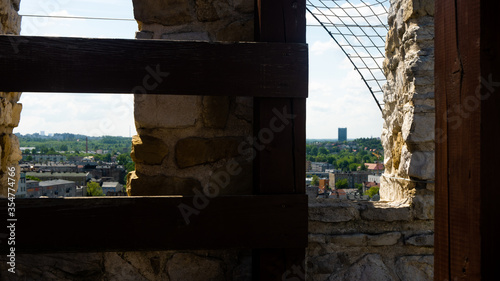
[0,195,308,254]
[0,35,308,97]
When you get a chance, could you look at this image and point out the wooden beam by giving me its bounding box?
[0,195,308,254]
[0,35,308,97]
[253,1,307,280]
[435,0,500,280]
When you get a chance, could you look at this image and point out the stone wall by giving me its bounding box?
[1,250,251,280]
[380,0,435,208]
[306,198,433,280]
[127,0,254,197]
[0,0,22,197]
[306,0,435,280]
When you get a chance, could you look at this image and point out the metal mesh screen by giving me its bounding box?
[306,0,390,112]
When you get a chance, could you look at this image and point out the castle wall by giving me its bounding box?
[305,0,436,279]
[380,0,435,208]
[127,0,254,197]
[0,0,22,197]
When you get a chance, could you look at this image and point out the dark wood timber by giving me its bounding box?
[0,195,308,254]
[435,0,500,280]
[0,35,308,97]
[253,0,307,280]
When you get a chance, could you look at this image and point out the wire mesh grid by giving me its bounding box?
[306,0,390,112]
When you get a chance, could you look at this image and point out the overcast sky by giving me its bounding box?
[16,0,384,139]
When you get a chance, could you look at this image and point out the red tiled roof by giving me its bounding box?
[364,163,384,170]
[364,181,379,188]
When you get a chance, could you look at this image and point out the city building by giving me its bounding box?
[364,163,384,174]
[15,172,27,198]
[368,174,381,183]
[338,127,347,142]
[31,180,77,198]
[310,162,334,172]
[22,154,67,163]
[102,182,123,195]
[26,172,90,187]
[318,179,329,193]
[329,172,369,189]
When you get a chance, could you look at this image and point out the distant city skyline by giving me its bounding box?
[15,0,384,139]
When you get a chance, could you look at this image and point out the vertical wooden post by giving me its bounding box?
[253,0,307,280]
[435,0,500,280]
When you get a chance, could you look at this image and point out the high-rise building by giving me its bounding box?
[338,128,347,142]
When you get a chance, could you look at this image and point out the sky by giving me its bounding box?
[15,0,384,139]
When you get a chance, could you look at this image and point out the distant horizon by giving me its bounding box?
[16,131,381,141]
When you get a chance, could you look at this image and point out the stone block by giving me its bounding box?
[330,254,397,281]
[395,255,433,281]
[175,137,242,168]
[207,160,253,195]
[379,175,416,204]
[202,96,230,129]
[329,234,367,246]
[132,0,193,25]
[308,204,360,223]
[402,111,435,145]
[134,95,200,129]
[408,151,435,180]
[167,253,224,281]
[307,253,343,275]
[103,252,148,281]
[232,0,253,13]
[412,193,434,219]
[406,234,434,247]
[10,102,21,127]
[196,0,219,22]
[360,203,412,221]
[135,31,154,39]
[216,19,253,41]
[127,171,202,196]
[0,253,104,280]
[11,0,20,11]
[366,232,402,246]
[308,234,326,244]
[308,221,335,235]
[131,134,168,165]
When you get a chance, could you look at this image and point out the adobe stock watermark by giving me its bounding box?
[82,64,169,137]
[436,74,500,144]
[177,106,296,225]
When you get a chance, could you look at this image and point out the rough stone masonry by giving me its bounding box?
[0,0,22,197]
[127,0,255,197]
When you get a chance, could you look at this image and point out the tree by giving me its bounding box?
[335,178,348,189]
[349,163,359,171]
[26,155,33,161]
[60,144,68,151]
[360,163,368,171]
[311,175,319,186]
[364,186,380,198]
[87,182,104,196]
[27,175,41,181]
[311,147,319,156]
[355,183,363,194]
[104,153,112,162]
